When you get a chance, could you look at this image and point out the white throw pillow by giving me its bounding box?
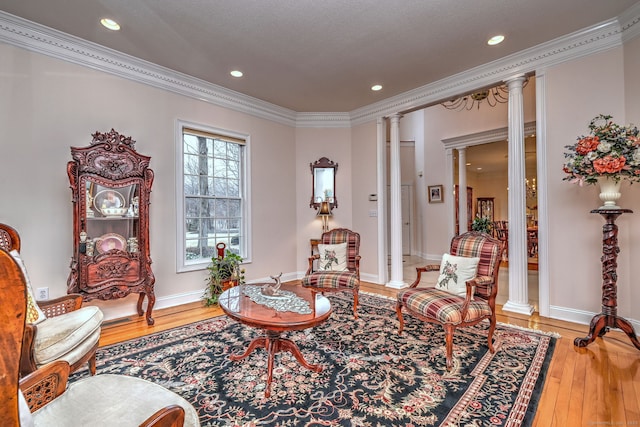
[317,242,348,271]
[9,249,47,324]
[435,253,480,297]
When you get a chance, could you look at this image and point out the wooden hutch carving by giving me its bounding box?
[67,129,156,325]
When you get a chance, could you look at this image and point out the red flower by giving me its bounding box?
[593,155,626,174]
[575,136,599,155]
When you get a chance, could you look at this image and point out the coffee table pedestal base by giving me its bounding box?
[230,331,322,397]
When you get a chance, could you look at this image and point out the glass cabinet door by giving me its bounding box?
[82,178,141,255]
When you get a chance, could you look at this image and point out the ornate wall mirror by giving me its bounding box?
[310,157,338,209]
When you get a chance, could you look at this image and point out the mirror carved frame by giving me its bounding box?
[310,157,338,210]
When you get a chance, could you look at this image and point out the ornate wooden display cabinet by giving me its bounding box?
[476,197,494,223]
[67,129,156,325]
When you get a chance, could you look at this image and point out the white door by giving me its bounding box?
[387,185,412,256]
[401,185,411,255]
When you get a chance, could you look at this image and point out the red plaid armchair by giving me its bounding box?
[302,228,361,318]
[396,231,504,370]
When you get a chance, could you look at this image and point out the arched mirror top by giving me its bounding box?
[310,157,338,210]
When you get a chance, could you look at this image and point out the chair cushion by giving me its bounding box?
[33,306,103,366]
[435,253,479,297]
[31,374,200,426]
[317,242,348,271]
[398,288,491,325]
[9,250,46,324]
[19,391,35,427]
[301,270,358,289]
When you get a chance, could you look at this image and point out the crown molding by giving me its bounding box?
[0,11,298,127]
[295,112,352,128]
[1,7,639,129]
[350,16,634,125]
[441,122,536,150]
[620,1,640,43]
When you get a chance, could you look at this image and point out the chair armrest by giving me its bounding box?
[460,275,496,319]
[354,255,361,279]
[139,405,186,427]
[20,324,37,375]
[306,254,320,275]
[38,294,83,318]
[470,275,494,286]
[19,361,70,412]
[409,264,440,288]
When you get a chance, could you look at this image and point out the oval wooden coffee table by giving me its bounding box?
[218,283,332,397]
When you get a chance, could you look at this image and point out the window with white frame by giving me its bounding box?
[177,122,248,271]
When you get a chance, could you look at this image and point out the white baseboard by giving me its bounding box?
[549,305,640,331]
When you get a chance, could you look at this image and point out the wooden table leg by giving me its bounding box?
[229,331,323,398]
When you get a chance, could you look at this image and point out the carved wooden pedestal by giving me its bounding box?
[574,208,640,350]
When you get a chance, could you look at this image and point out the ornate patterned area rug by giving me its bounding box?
[71,292,556,426]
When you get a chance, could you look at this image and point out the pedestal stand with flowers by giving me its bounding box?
[574,208,640,350]
[563,115,640,351]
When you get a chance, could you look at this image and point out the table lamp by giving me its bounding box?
[317,201,332,233]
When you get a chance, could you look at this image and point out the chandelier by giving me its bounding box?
[526,178,537,199]
[441,78,529,111]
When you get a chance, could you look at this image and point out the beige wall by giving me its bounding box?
[545,45,639,320]
[0,43,298,319]
[294,127,353,273]
[623,34,640,323]
[1,35,639,326]
[350,121,379,282]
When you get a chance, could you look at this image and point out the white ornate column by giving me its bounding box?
[376,117,388,284]
[503,75,534,315]
[458,147,468,233]
[387,113,407,289]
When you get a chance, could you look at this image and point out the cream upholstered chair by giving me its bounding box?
[0,249,200,427]
[396,231,504,370]
[301,228,360,318]
[0,223,103,377]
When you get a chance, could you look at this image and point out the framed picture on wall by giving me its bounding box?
[428,185,444,203]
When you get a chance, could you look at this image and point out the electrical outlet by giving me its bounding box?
[37,287,49,300]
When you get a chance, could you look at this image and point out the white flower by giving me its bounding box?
[597,141,612,153]
[587,151,598,161]
[631,148,640,165]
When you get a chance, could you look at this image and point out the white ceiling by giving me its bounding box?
[0,1,637,112]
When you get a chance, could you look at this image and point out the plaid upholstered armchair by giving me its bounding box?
[302,228,361,318]
[396,231,504,370]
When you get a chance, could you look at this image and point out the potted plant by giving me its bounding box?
[471,215,493,235]
[203,245,245,306]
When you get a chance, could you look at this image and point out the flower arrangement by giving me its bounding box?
[563,114,640,185]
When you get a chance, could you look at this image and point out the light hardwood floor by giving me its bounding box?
[99,281,640,427]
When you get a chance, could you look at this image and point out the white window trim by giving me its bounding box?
[175,119,252,273]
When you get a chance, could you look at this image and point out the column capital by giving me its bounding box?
[504,74,527,89]
[389,113,404,122]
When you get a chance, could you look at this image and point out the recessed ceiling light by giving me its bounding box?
[476,167,483,170]
[487,35,504,46]
[371,84,383,91]
[100,18,120,31]
[466,162,471,166]
[230,70,243,78]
